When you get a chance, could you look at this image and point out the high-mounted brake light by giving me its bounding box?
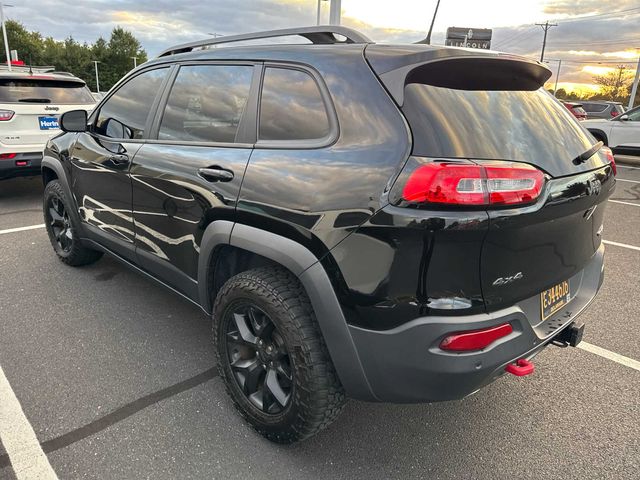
[601,146,616,176]
[440,323,513,352]
[0,153,17,160]
[402,162,545,206]
[0,110,14,121]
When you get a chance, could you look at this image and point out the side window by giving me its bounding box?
[159,65,253,143]
[94,68,168,140]
[259,67,331,141]
[625,107,640,121]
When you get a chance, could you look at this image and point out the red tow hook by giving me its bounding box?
[505,358,534,376]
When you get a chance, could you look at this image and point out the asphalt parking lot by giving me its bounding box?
[0,162,639,480]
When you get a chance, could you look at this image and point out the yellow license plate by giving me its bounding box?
[540,280,571,320]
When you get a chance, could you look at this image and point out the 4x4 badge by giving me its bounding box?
[492,272,524,287]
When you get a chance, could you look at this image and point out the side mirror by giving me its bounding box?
[60,110,88,133]
[618,114,629,121]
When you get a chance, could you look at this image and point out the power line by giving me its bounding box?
[536,21,558,62]
[555,6,640,24]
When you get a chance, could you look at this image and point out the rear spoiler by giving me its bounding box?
[365,45,552,106]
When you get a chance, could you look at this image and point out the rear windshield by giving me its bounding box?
[582,103,607,112]
[0,79,95,104]
[403,84,594,165]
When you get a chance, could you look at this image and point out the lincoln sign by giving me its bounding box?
[445,27,492,50]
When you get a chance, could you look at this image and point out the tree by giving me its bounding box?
[0,20,147,91]
[555,87,567,99]
[593,65,634,103]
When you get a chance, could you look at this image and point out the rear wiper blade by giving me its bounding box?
[17,97,51,103]
[572,141,603,165]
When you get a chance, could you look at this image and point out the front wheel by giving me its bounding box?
[43,180,103,266]
[213,267,345,443]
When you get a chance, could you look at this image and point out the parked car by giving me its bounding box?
[585,105,640,156]
[41,26,615,444]
[561,101,587,120]
[580,100,625,120]
[0,68,95,180]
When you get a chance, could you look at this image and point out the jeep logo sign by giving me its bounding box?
[445,27,492,49]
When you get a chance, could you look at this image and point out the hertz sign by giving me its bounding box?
[445,27,492,50]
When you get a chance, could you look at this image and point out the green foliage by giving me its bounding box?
[1,20,147,91]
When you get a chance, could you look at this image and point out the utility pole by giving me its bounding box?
[131,56,137,69]
[629,53,640,109]
[535,20,557,62]
[0,3,13,71]
[553,59,562,97]
[93,60,100,93]
[329,0,341,25]
[316,0,328,25]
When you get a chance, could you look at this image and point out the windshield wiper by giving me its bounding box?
[572,141,603,165]
[17,97,52,103]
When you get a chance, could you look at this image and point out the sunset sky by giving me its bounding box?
[6,0,640,94]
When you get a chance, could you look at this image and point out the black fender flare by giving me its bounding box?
[197,221,377,401]
[586,128,608,146]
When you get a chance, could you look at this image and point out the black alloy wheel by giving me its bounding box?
[47,195,74,253]
[224,303,293,414]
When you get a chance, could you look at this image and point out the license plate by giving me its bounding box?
[38,116,59,130]
[540,280,571,320]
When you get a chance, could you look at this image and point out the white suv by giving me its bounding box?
[584,105,640,157]
[0,68,95,180]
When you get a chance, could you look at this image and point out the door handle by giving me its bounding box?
[198,167,234,182]
[108,154,129,165]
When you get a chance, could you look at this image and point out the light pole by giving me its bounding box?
[329,0,341,25]
[130,56,137,68]
[316,0,328,25]
[629,51,640,109]
[553,59,562,97]
[207,33,220,48]
[0,3,13,72]
[93,60,100,93]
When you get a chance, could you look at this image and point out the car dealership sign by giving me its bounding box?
[445,27,492,50]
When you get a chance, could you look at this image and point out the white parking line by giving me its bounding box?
[616,178,640,184]
[578,342,640,372]
[603,240,640,252]
[0,224,45,236]
[0,366,58,479]
[608,199,640,207]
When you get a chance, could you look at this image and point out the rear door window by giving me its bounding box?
[158,64,253,143]
[94,68,168,140]
[259,67,330,141]
[0,79,95,104]
[582,103,607,113]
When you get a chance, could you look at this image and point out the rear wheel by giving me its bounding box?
[213,267,345,443]
[43,180,103,266]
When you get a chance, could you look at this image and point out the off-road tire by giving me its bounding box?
[213,266,346,443]
[43,180,103,266]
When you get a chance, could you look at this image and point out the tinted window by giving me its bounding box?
[403,84,595,165]
[159,65,253,143]
[259,68,330,141]
[582,103,607,113]
[0,79,95,104]
[95,68,168,139]
[626,106,640,121]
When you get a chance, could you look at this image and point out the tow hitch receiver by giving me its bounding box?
[505,358,534,376]
[555,321,585,347]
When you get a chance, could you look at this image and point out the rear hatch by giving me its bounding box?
[0,76,95,148]
[368,45,615,313]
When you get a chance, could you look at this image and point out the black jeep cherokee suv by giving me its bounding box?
[41,26,615,443]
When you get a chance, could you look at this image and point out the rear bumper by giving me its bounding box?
[347,243,605,403]
[0,152,43,180]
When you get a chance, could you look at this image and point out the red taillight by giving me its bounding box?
[601,146,616,176]
[0,153,16,160]
[0,110,14,121]
[440,323,513,352]
[611,110,619,118]
[402,162,545,206]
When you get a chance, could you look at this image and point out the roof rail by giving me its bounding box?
[158,25,373,58]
